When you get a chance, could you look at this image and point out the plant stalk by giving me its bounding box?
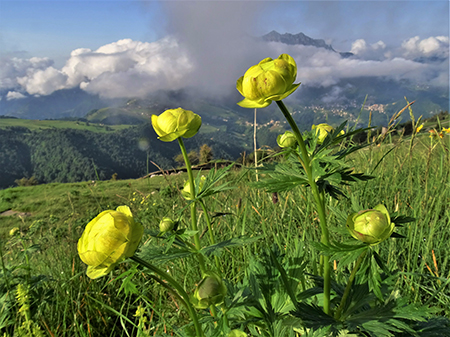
[334,249,368,320]
[177,137,206,274]
[275,100,331,315]
[130,256,204,337]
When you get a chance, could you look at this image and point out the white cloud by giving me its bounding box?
[2,37,193,98]
[402,36,449,58]
[6,91,26,100]
[1,34,448,99]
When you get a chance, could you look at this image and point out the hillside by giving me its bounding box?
[0,121,252,189]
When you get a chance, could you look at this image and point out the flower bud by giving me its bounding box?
[192,272,227,309]
[276,131,297,148]
[151,108,202,142]
[228,330,247,337]
[236,54,300,108]
[346,204,394,245]
[77,206,143,279]
[159,217,174,233]
[312,123,344,144]
[181,176,206,200]
[9,227,19,236]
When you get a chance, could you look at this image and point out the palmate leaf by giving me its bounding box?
[200,235,262,257]
[138,244,193,262]
[251,160,309,193]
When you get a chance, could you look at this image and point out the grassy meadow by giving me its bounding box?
[0,128,449,336]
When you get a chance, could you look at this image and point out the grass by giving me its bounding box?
[0,131,449,336]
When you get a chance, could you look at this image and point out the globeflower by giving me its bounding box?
[151,108,202,142]
[192,272,227,309]
[277,131,297,148]
[228,330,247,337]
[312,123,343,144]
[181,176,206,200]
[78,206,143,279]
[159,217,175,233]
[236,54,300,108]
[346,204,394,245]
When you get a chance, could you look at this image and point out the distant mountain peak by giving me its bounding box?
[262,30,335,51]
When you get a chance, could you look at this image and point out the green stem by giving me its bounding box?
[177,137,206,274]
[334,249,368,320]
[275,100,331,315]
[130,256,204,337]
[199,200,222,273]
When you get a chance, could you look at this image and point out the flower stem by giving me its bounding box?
[334,249,368,320]
[177,137,206,274]
[199,200,221,273]
[130,255,204,337]
[275,100,331,315]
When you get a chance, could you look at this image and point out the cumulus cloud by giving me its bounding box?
[6,91,26,100]
[401,36,449,59]
[0,29,448,100]
[1,37,193,98]
[0,56,53,90]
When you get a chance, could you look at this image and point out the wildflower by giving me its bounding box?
[151,108,202,142]
[236,54,300,108]
[77,206,143,279]
[228,330,247,337]
[346,204,394,245]
[9,227,19,236]
[181,176,206,200]
[276,131,297,148]
[159,217,175,233]
[192,272,227,309]
[415,124,424,133]
[312,123,344,144]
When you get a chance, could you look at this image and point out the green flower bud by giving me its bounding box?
[77,206,143,279]
[276,131,297,148]
[228,330,247,337]
[192,272,227,309]
[151,108,202,142]
[159,217,174,233]
[311,123,344,144]
[346,204,394,245]
[181,176,206,200]
[236,54,301,108]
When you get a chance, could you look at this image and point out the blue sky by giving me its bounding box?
[2,0,448,63]
[1,1,448,99]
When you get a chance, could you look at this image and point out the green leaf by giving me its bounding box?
[200,235,262,257]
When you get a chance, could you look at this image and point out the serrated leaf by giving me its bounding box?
[200,235,262,257]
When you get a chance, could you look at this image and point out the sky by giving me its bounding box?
[0,0,449,100]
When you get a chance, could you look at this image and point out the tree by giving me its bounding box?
[199,144,213,163]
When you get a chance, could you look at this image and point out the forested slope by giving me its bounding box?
[0,124,246,189]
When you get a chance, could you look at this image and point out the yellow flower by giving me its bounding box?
[151,108,202,142]
[78,206,143,279]
[181,176,206,200]
[276,131,297,148]
[192,272,227,309]
[159,217,175,233]
[9,227,19,236]
[228,330,247,337]
[415,124,424,133]
[346,204,394,245]
[312,123,344,144]
[236,54,300,108]
[442,127,450,134]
